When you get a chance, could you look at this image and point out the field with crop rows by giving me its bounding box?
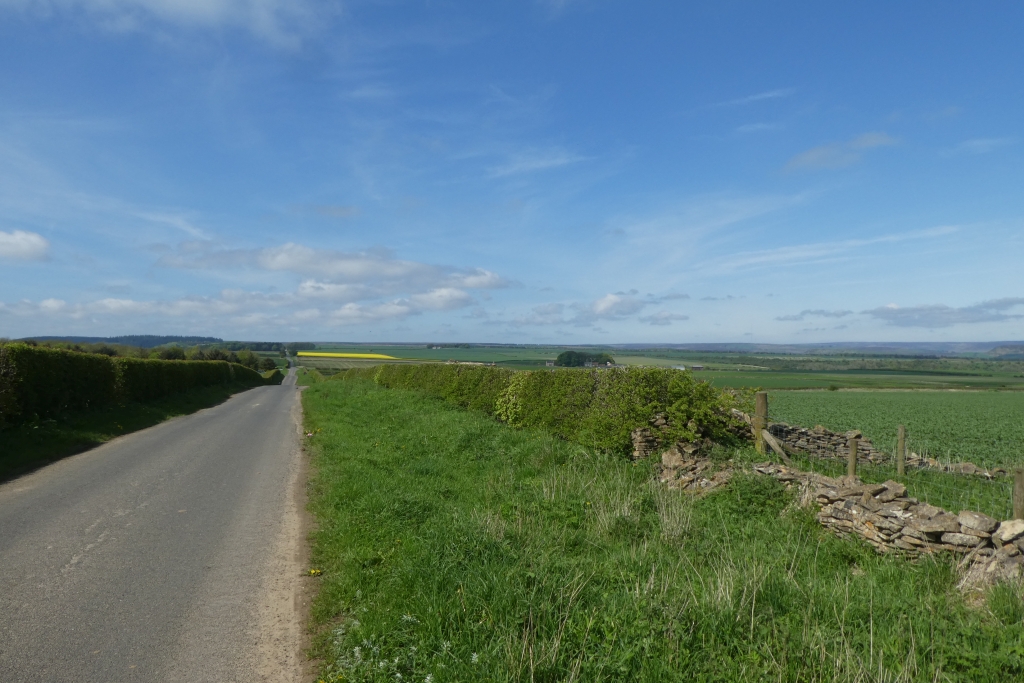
[769,390,1024,470]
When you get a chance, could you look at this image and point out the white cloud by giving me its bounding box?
[510,293,650,328]
[863,298,1024,328]
[591,293,645,317]
[409,288,473,311]
[776,309,854,322]
[0,229,50,260]
[159,242,510,292]
[785,132,898,171]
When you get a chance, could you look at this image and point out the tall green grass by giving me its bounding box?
[303,380,1024,682]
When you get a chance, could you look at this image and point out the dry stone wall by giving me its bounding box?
[650,446,1024,586]
[727,409,1013,479]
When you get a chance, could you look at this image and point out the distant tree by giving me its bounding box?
[555,351,588,367]
[185,346,206,361]
[158,346,187,361]
[236,349,262,370]
[285,342,317,355]
[260,357,278,371]
[554,350,616,367]
[206,348,229,361]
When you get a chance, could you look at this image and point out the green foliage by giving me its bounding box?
[259,356,278,371]
[0,343,117,427]
[554,350,615,366]
[0,343,270,428]
[303,379,1024,683]
[337,364,740,455]
[157,346,186,361]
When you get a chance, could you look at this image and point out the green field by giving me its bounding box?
[302,378,1024,682]
[769,390,1024,470]
[302,344,1024,390]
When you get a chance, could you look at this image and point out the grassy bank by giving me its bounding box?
[0,381,260,481]
[303,379,1024,682]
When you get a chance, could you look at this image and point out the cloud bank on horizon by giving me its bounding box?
[1,2,1022,342]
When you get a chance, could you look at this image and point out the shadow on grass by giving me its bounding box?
[0,382,260,483]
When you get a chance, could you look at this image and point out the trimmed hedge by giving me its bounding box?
[0,343,268,427]
[336,363,740,455]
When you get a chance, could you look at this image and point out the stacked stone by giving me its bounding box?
[630,427,659,460]
[903,453,1009,479]
[630,413,676,460]
[752,462,1024,582]
[768,423,889,463]
[658,447,731,492]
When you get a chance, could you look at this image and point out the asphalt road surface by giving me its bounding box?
[0,369,309,682]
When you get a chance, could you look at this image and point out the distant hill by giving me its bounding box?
[21,335,223,349]
[607,341,1024,357]
[989,345,1024,360]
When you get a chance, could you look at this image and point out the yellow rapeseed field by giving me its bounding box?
[296,351,399,360]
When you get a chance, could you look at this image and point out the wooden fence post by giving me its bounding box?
[1014,469,1024,520]
[753,391,768,455]
[847,435,859,478]
[896,424,906,477]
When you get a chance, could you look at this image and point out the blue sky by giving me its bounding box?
[1,1,1022,343]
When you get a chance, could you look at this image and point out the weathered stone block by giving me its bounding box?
[941,532,983,547]
[994,519,1024,544]
[958,510,998,534]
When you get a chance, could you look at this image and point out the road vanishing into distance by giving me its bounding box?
[0,368,309,683]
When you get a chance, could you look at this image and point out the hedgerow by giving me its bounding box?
[335,363,741,455]
[0,342,268,427]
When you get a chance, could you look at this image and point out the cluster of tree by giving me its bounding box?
[285,342,317,354]
[425,343,472,348]
[20,335,222,349]
[182,346,277,371]
[5,339,278,371]
[221,341,286,352]
[554,351,616,367]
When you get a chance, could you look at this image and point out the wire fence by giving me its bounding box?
[782,447,1016,521]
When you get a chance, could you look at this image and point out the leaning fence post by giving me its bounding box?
[753,391,768,455]
[896,424,906,477]
[1015,469,1024,520]
[847,435,859,477]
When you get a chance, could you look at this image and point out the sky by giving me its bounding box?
[1,1,1022,344]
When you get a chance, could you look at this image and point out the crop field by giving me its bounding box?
[303,344,1024,389]
[769,390,1024,470]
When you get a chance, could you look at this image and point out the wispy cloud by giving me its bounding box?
[510,292,650,327]
[312,205,361,219]
[785,132,898,171]
[487,148,586,177]
[712,88,796,107]
[639,311,688,326]
[775,309,853,322]
[946,138,1016,156]
[736,123,779,134]
[863,298,1024,328]
[0,0,324,47]
[707,225,956,274]
[0,229,49,260]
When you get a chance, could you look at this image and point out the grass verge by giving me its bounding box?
[303,379,1024,682]
[0,381,260,481]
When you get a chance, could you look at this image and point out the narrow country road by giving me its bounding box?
[0,368,310,683]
